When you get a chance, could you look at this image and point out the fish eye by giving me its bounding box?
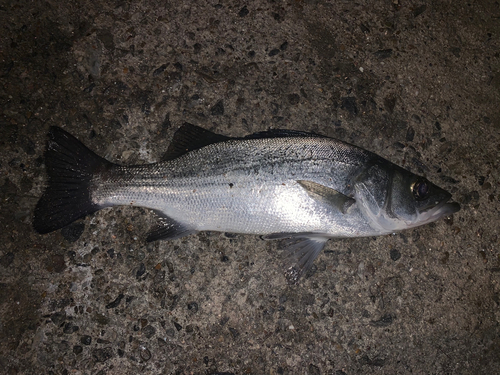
[412,180,429,201]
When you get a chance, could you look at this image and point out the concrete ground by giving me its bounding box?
[1,0,499,373]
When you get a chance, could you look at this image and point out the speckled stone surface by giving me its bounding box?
[1,0,499,374]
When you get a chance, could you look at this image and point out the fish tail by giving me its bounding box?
[33,127,112,234]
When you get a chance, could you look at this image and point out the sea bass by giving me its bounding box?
[33,124,460,282]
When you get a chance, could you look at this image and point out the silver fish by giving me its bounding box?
[33,124,460,282]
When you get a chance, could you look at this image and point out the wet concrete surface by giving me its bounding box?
[1,0,500,373]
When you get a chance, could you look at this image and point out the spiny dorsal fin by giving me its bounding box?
[161,123,231,161]
[243,129,326,140]
[297,180,355,214]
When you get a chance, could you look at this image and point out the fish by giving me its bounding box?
[33,123,460,283]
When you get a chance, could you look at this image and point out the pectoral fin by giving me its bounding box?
[297,180,355,214]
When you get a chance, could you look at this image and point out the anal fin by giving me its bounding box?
[262,232,318,240]
[147,212,196,242]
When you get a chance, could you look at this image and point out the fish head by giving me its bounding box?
[388,167,460,228]
[355,161,460,232]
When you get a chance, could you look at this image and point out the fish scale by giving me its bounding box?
[92,136,372,236]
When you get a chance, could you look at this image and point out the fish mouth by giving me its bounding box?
[419,198,460,224]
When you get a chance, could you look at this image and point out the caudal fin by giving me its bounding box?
[33,127,112,234]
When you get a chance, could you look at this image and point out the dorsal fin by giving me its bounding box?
[161,123,231,161]
[243,129,326,140]
[162,125,328,161]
